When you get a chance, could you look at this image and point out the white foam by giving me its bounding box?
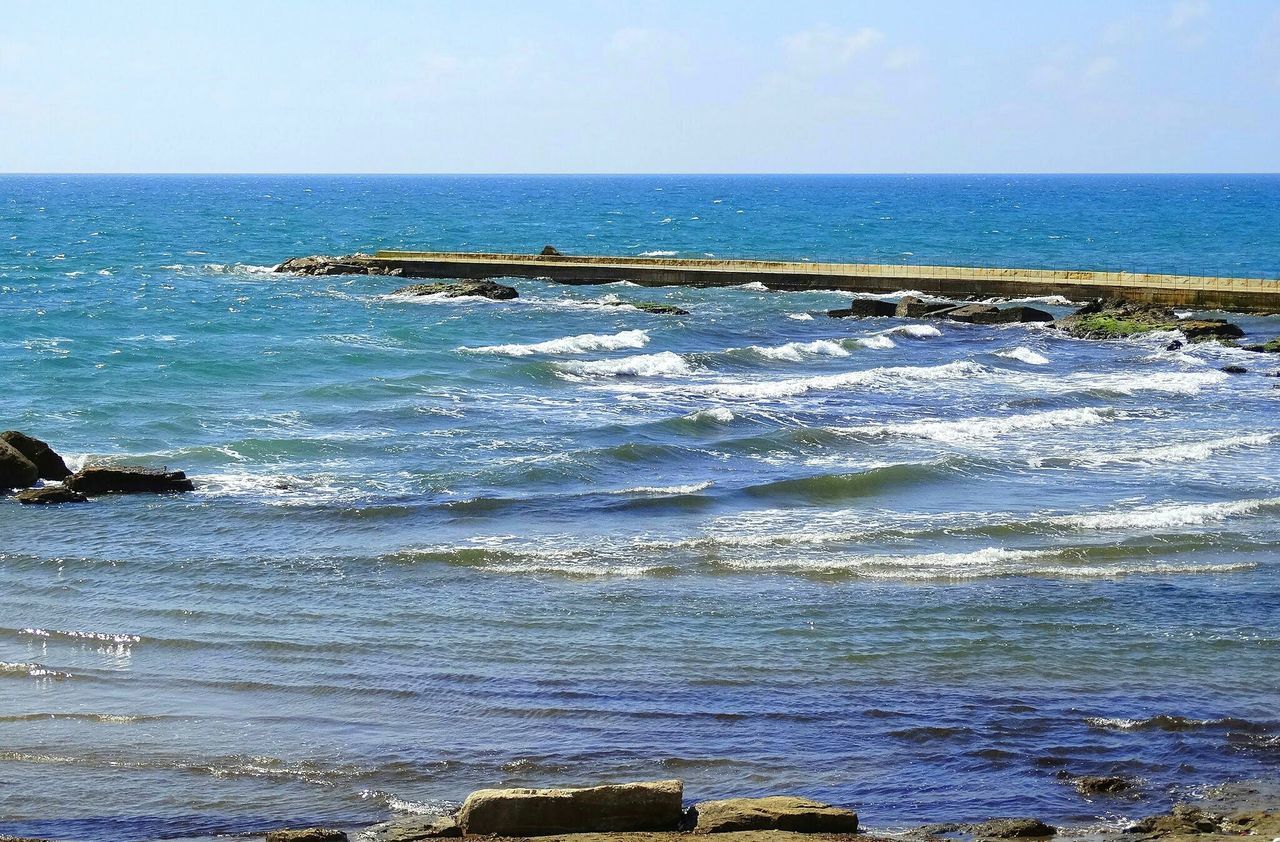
[838,407,1112,445]
[1055,497,1280,530]
[1060,369,1228,396]
[997,346,1051,365]
[556,351,695,378]
[461,329,649,357]
[739,281,769,291]
[1046,432,1279,467]
[685,407,735,423]
[745,339,851,362]
[638,250,677,257]
[883,324,942,338]
[855,335,897,350]
[786,313,815,321]
[697,360,986,400]
[607,481,713,495]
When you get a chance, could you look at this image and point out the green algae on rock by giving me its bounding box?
[1053,300,1243,342]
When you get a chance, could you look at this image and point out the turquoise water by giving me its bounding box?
[2,175,1279,841]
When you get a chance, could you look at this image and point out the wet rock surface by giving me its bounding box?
[605,301,690,315]
[15,486,89,505]
[0,440,39,490]
[691,796,858,834]
[392,280,519,300]
[457,780,684,836]
[0,431,71,481]
[276,254,400,276]
[265,829,349,842]
[1053,300,1243,341]
[65,466,195,496]
[360,815,461,841]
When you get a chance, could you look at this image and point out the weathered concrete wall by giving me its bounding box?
[371,251,1280,314]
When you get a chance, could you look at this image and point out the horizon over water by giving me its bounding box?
[2,174,1279,842]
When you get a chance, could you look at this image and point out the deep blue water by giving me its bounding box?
[1,175,1279,842]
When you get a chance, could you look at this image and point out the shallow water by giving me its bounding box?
[2,175,1279,842]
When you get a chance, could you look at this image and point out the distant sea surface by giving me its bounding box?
[2,175,1279,842]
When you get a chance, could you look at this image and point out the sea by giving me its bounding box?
[2,175,1279,841]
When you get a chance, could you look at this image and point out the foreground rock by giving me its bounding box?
[265,829,348,842]
[1054,300,1243,342]
[1125,805,1224,836]
[276,254,401,277]
[360,815,460,842]
[827,299,897,318]
[692,796,858,834]
[65,466,195,496]
[0,441,39,490]
[393,280,518,301]
[1,431,72,481]
[605,301,690,315]
[457,780,684,836]
[828,297,1051,323]
[895,295,952,318]
[970,818,1057,838]
[1245,338,1280,353]
[15,487,89,505]
[1070,775,1134,798]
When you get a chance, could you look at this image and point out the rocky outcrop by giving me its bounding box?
[541,245,563,256]
[264,829,348,842]
[828,299,897,318]
[457,780,684,836]
[1125,805,1223,835]
[970,818,1057,838]
[359,816,460,842]
[392,280,518,301]
[1245,338,1280,353]
[1,431,72,481]
[65,466,195,496]
[15,487,89,505]
[0,441,39,490]
[930,303,1054,324]
[895,295,951,318]
[1071,775,1134,797]
[1054,300,1243,342]
[604,301,690,315]
[692,796,858,834]
[276,254,402,277]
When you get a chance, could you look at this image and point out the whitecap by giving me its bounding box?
[638,250,677,257]
[556,351,695,378]
[997,346,1050,365]
[786,313,815,321]
[697,360,985,400]
[1039,432,1279,467]
[606,481,713,495]
[855,335,897,350]
[739,281,769,291]
[461,329,649,357]
[1054,497,1280,530]
[685,407,735,423]
[744,340,851,362]
[837,407,1112,445]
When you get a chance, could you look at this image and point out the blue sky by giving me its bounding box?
[1,0,1277,172]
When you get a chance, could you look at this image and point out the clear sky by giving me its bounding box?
[2,0,1278,173]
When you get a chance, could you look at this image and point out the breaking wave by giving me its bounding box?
[555,351,696,378]
[461,329,649,356]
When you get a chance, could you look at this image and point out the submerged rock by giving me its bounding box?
[1071,775,1135,797]
[970,817,1057,838]
[1054,299,1242,342]
[692,796,859,834]
[65,466,195,496]
[931,303,1054,324]
[392,280,518,300]
[604,300,690,315]
[457,779,684,835]
[359,815,460,842]
[1220,365,1248,374]
[895,295,952,317]
[264,829,348,842]
[15,486,89,505]
[1,431,72,481]
[0,441,39,490]
[828,298,897,318]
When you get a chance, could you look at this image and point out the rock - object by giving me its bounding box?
[971,817,1058,838]
[392,280,518,301]
[895,295,951,318]
[275,254,400,277]
[540,245,563,256]
[692,796,859,834]
[0,441,39,490]
[1,431,72,481]
[1125,805,1223,835]
[829,298,1051,323]
[456,780,684,836]
[827,299,897,318]
[1245,338,1280,353]
[65,467,195,496]
[604,300,690,315]
[359,815,460,842]
[264,829,348,842]
[15,487,89,505]
[1054,299,1242,342]
[1071,775,1134,797]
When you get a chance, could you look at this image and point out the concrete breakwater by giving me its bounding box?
[366,250,1280,314]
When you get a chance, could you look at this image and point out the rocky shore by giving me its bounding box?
[0,430,193,503]
[42,778,1253,842]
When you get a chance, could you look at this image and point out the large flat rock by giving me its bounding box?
[457,780,684,836]
[693,797,858,834]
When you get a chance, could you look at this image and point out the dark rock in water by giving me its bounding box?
[15,486,89,505]
[895,295,952,318]
[997,305,1055,323]
[828,298,897,318]
[1054,299,1242,342]
[264,829,348,842]
[0,431,72,481]
[1221,365,1248,374]
[970,817,1057,838]
[930,303,1054,324]
[275,254,388,276]
[1071,775,1135,797]
[65,466,195,496]
[0,441,39,490]
[392,280,518,301]
[1166,339,1185,351]
[457,779,683,835]
[1125,804,1223,835]
[692,796,859,833]
[604,300,689,315]
[360,815,460,842]
[540,245,562,256]
[1244,338,1280,353]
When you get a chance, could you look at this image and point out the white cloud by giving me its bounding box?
[784,27,885,71]
[1168,0,1209,30]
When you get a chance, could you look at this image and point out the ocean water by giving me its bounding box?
[2,175,1279,842]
